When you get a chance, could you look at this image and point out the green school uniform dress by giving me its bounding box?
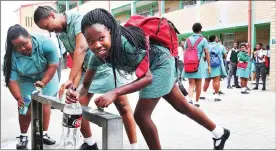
[59,12,126,94]
[236,51,251,78]
[183,34,208,79]
[88,36,177,99]
[10,34,59,97]
[205,42,228,78]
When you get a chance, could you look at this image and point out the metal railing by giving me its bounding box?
[31,91,123,150]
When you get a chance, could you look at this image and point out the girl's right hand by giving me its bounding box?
[18,98,25,109]
[66,88,79,104]
[59,80,73,99]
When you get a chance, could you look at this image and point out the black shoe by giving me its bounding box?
[219,91,225,95]
[232,85,236,87]
[246,87,251,91]
[241,91,250,94]
[194,103,200,107]
[43,133,56,145]
[262,87,266,91]
[200,96,206,100]
[227,86,233,89]
[235,85,241,88]
[79,142,98,150]
[213,128,230,150]
[214,98,222,102]
[213,91,225,95]
[16,135,28,150]
[253,87,258,90]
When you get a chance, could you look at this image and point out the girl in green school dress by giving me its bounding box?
[66,8,231,150]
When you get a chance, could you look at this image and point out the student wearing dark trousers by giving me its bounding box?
[253,43,267,90]
[226,42,241,89]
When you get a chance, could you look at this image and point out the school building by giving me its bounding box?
[14,0,276,91]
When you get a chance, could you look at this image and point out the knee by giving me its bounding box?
[115,101,132,116]
[134,110,148,126]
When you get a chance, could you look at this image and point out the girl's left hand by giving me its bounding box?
[94,91,118,108]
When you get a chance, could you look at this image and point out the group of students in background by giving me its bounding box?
[10,5,274,150]
[177,27,270,107]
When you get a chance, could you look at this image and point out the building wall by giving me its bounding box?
[268,1,276,91]
[114,12,129,23]
[164,1,179,13]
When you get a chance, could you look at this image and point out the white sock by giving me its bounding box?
[21,133,28,137]
[241,87,246,92]
[194,101,200,105]
[130,143,139,149]
[43,131,48,135]
[212,126,224,146]
[189,98,193,103]
[212,126,224,138]
[84,137,96,146]
[214,93,219,99]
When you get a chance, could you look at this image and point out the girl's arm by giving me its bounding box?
[8,81,24,108]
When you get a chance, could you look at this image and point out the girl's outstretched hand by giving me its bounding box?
[94,90,118,108]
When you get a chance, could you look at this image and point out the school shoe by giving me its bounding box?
[43,133,56,145]
[262,87,266,91]
[241,90,250,94]
[16,135,28,150]
[214,98,222,102]
[246,87,251,91]
[213,128,230,150]
[194,102,200,107]
[235,85,241,88]
[253,87,258,90]
[227,86,233,89]
[213,91,225,95]
[200,96,206,100]
[79,142,98,150]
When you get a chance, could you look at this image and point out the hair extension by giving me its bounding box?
[81,8,146,75]
[33,5,57,25]
[3,24,30,87]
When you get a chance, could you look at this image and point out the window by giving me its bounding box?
[83,0,90,4]
[137,8,151,17]
[202,0,218,4]
[116,20,121,24]
[182,0,197,8]
[152,5,159,16]
[222,33,234,49]
[69,1,78,10]
[25,17,32,27]
[58,4,66,13]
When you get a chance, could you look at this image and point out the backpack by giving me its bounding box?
[183,37,203,73]
[124,15,180,78]
[210,44,221,68]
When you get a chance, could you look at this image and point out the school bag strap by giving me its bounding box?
[135,36,150,78]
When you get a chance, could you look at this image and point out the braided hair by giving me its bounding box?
[81,8,146,74]
[33,5,57,25]
[3,24,30,87]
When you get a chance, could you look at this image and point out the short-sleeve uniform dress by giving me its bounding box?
[236,51,251,78]
[59,12,126,93]
[10,34,59,97]
[205,42,228,78]
[88,36,177,99]
[183,34,208,79]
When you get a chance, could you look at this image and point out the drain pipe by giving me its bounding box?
[248,0,252,55]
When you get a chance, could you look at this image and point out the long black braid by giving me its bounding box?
[81,8,146,75]
[3,24,30,87]
[33,5,57,25]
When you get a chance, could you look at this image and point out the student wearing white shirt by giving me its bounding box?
[266,45,270,74]
[253,43,267,90]
[177,40,185,81]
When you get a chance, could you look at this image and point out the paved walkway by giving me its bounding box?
[1,70,275,149]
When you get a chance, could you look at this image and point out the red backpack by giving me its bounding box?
[184,37,203,73]
[124,15,180,78]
